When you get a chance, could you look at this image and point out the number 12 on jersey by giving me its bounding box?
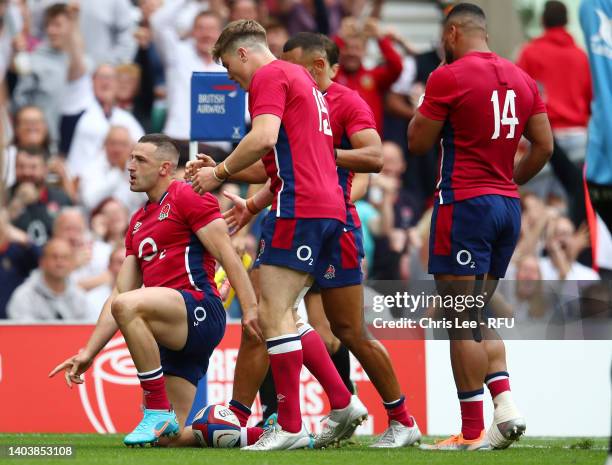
[491,89,519,140]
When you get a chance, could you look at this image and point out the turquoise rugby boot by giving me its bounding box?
[124,409,179,447]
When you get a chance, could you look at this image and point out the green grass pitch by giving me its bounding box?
[0,434,607,465]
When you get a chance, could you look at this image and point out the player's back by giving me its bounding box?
[421,51,546,204]
[249,60,344,220]
[324,81,377,228]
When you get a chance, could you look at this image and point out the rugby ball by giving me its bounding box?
[191,404,241,448]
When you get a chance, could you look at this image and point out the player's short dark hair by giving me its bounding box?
[44,3,69,26]
[138,133,179,169]
[283,32,339,66]
[542,1,567,28]
[444,2,486,24]
[213,19,267,61]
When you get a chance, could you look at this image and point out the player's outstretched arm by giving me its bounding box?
[407,110,444,155]
[223,180,274,234]
[191,115,280,194]
[336,128,383,173]
[195,220,263,342]
[514,113,554,185]
[48,256,143,387]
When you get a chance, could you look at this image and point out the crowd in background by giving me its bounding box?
[0,0,607,323]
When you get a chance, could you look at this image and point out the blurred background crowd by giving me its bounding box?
[0,0,609,323]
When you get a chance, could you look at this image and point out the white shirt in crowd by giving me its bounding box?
[71,239,113,287]
[64,75,144,179]
[31,0,138,65]
[390,55,417,96]
[150,0,225,141]
[79,150,146,214]
[538,256,601,281]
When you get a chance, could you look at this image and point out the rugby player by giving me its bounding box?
[50,134,260,447]
[408,3,553,450]
[189,20,362,451]
[210,32,422,449]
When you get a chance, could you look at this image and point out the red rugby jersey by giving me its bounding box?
[248,60,345,220]
[125,180,221,299]
[419,51,547,204]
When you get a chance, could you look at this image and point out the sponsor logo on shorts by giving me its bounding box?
[193,306,207,326]
[456,249,475,268]
[276,394,286,403]
[158,204,171,221]
[324,265,336,280]
[297,245,313,264]
[258,239,265,259]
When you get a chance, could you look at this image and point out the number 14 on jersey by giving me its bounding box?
[491,89,519,140]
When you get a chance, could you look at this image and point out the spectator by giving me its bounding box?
[52,207,112,292]
[230,0,260,22]
[29,0,138,65]
[0,0,19,83]
[62,64,144,180]
[3,105,51,190]
[369,141,422,279]
[115,64,141,116]
[79,125,145,214]
[12,3,88,144]
[334,17,403,135]
[77,0,137,65]
[518,0,592,152]
[381,140,423,228]
[150,4,226,162]
[385,43,418,121]
[6,237,89,321]
[539,215,599,280]
[90,198,130,246]
[85,242,125,321]
[0,208,40,318]
[12,105,50,150]
[9,147,72,246]
[266,20,289,58]
[281,0,349,36]
[517,1,592,202]
[133,0,166,132]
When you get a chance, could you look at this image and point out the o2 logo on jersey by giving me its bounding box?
[138,237,158,262]
[312,87,332,136]
[456,249,476,269]
[296,245,313,265]
[490,90,519,139]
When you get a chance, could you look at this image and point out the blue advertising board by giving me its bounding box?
[190,72,246,142]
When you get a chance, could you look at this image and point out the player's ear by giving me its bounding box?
[238,47,248,63]
[313,56,326,73]
[159,160,172,176]
[450,24,459,43]
[330,63,340,79]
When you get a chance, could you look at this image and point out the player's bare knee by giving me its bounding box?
[110,294,138,322]
[330,323,359,349]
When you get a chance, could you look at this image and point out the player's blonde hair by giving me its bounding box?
[212,19,267,61]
